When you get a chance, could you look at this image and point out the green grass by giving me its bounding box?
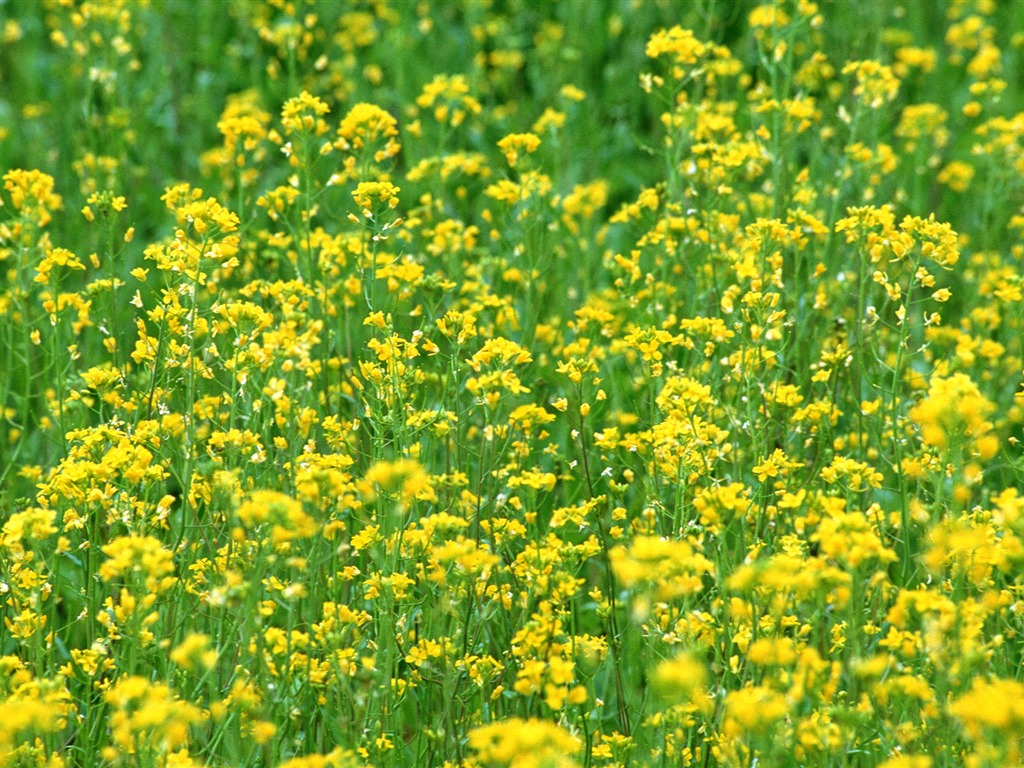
[2,1,1024,767]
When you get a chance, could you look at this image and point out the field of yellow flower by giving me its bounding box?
[2,0,1024,766]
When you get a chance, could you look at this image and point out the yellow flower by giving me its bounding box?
[812,509,896,569]
[33,246,85,286]
[878,757,932,768]
[2,168,62,226]
[746,636,799,667]
[352,181,401,214]
[645,26,708,67]
[415,74,482,127]
[99,534,176,592]
[104,676,202,753]
[610,535,714,602]
[497,132,541,167]
[469,337,533,370]
[468,717,581,768]
[256,185,301,221]
[748,5,791,28]
[842,60,900,108]
[336,102,400,162]
[949,677,1024,753]
[280,90,330,136]
[170,633,218,673]
[1,507,57,550]
[908,372,997,458]
[274,748,364,768]
[251,720,278,745]
[652,651,710,712]
[722,684,789,737]
[0,659,71,754]
[937,160,975,192]
[217,90,270,160]
[235,490,317,543]
[360,459,436,504]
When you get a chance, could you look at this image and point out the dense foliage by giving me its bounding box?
[2,1,1024,767]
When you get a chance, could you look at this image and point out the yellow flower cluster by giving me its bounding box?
[0,2,1023,767]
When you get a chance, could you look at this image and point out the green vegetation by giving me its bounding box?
[2,1,1024,767]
